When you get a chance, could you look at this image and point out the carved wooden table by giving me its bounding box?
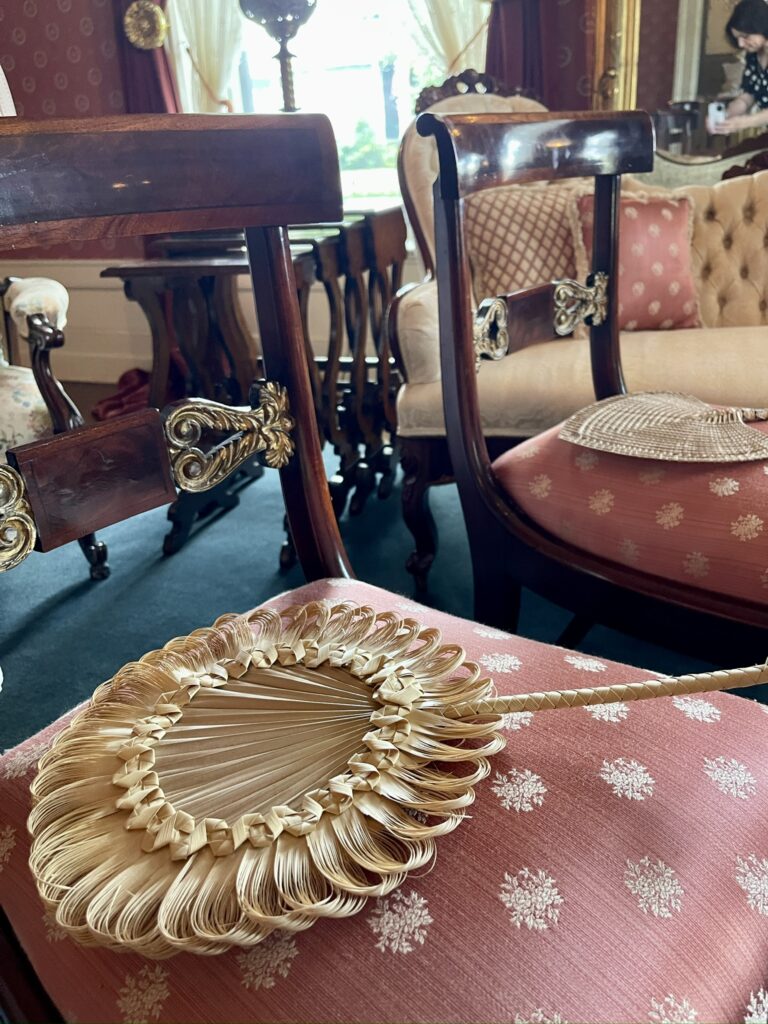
[102,209,407,557]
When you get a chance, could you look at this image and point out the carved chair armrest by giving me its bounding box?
[473,275,609,371]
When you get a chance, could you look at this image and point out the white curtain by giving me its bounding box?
[0,66,15,116]
[166,0,244,113]
[406,0,489,77]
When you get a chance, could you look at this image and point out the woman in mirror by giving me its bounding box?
[711,0,768,134]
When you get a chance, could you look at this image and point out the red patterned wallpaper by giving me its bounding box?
[0,0,141,257]
[636,0,679,115]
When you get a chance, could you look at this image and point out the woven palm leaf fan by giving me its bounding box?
[559,391,768,461]
[29,600,768,958]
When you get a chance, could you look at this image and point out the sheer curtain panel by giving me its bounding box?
[166,0,244,113]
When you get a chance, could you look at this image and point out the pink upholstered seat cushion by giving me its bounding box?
[493,421,768,605]
[2,578,768,1022]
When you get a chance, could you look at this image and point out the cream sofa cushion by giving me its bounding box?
[397,324,768,438]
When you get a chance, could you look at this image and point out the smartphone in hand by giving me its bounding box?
[707,101,727,131]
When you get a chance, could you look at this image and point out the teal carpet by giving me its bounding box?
[0,468,722,751]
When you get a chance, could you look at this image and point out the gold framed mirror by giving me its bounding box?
[592,0,642,110]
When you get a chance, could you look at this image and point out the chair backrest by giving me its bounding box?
[397,70,547,276]
[417,109,654,515]
[0,114,350,581]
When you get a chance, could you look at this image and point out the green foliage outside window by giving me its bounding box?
[339,121,399,170]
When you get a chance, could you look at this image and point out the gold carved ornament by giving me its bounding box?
[472,296,509,371]
[553,272,609,336]
[0,384,293,573]
[165,382,295,493]
[123,0,169,51]
[0,464,37,573]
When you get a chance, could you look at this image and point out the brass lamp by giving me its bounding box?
[239,0,317,113]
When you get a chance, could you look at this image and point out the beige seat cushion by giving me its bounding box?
[396,324,768,438]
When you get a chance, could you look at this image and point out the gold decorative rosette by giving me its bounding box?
[29,601,503,957]
[123,0,169,51]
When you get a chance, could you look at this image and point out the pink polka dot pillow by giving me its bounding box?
[570,191,701,331]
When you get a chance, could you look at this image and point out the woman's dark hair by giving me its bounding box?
[726,0,768,46]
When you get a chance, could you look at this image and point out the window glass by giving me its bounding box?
[240,0,442,208]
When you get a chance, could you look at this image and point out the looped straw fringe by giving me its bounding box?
[29,601,503,957]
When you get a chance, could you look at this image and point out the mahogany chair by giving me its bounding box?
[2,114,768,1024]
[424,107,768,663]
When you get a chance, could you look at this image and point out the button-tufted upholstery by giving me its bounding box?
[682,172,768,329]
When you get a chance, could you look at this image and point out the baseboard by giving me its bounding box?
[3,254,423,383]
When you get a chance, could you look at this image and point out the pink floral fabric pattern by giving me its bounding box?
[494,421,768,605]
[1,579,767,1022]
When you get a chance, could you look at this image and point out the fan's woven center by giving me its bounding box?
[152,662,376,820]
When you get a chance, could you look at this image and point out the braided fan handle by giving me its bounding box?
[441,662,768,719]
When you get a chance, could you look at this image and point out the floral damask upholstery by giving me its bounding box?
[493,421,768,605]
[2,578,767,1023]
[0,361,52,458]
[0,277,70,458]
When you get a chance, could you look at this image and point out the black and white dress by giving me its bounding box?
[741,51,768,108]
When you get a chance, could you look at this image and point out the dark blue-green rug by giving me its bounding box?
[0,469,721,751]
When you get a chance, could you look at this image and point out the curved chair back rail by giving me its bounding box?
[0,114,342,249]
[415,109,654,197]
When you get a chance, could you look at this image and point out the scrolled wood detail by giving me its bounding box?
[553,272,608,336]
[473,296,509,371]
[0,465,37,572]
[164,382,295,493]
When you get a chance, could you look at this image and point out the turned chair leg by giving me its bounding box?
[401,440,439,592]
[77,534,110,581]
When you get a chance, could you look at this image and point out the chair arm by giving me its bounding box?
[1,277,69,340]
[387,278,442,386]
[0,277,81,434]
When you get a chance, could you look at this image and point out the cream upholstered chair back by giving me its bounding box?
[398,90,547,276]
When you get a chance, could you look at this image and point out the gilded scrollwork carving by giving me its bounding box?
[0,464,37,573]
[164,382,295,493]
[472,297,509,371]
[553,272,609,336]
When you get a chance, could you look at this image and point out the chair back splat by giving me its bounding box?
[0,114,350,581]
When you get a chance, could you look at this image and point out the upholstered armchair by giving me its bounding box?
[0,276,108,579]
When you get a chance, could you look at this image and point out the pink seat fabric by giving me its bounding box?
[493,420,768,605]
[2,578,768,1023]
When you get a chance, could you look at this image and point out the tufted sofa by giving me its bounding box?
[391,141,768,584]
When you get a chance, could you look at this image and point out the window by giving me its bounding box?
[239,0,442,208]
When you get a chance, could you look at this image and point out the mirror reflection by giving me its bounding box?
[638,0,768,162]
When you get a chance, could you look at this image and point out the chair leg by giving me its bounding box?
[472,565,521,634]
[77,533,110,581]
[557,614,594,649]
[401,438,439,591]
